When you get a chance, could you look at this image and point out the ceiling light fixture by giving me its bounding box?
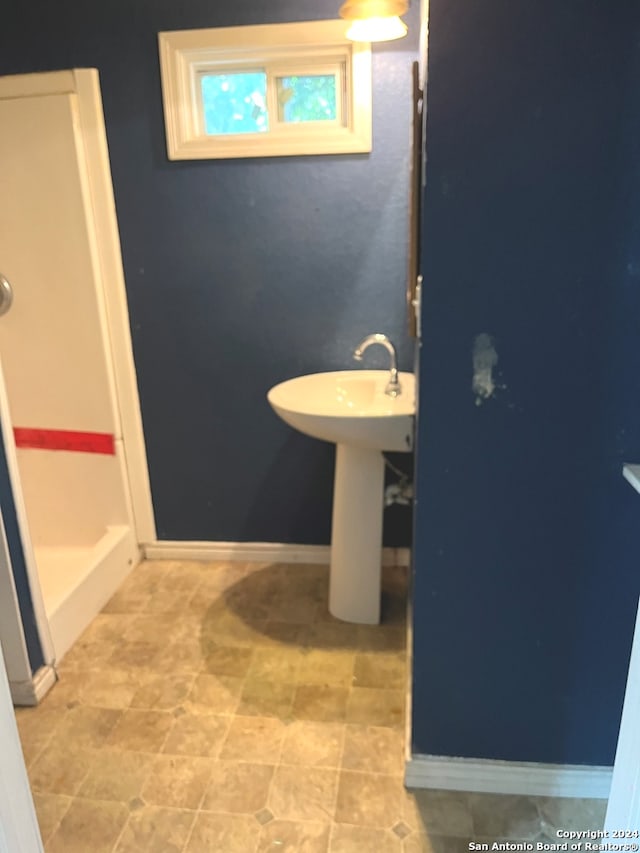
[339,0,409,42]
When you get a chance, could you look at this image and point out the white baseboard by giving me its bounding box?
[10,664,57,707]
[8,679,36,707]
[143,540,411,567]
[405,754,612,799]
[33,665,57,702]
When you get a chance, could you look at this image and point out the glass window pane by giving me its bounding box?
[276,75,337,123]
[201,72,268,135]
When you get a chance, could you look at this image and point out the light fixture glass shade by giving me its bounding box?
[340,0,408,17]
[339,0,409,43]
[345,15,408,42]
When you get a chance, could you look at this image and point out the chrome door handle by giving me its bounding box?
[0,274,13,316]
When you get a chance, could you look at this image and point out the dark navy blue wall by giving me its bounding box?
[1,0,417,546]
[0,426,44,673]
[412,0,640,764]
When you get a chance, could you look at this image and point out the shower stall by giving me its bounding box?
[0,69,155,699]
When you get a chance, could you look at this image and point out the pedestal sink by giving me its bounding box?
[267,369,415,624]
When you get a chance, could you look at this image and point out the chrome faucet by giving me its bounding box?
[353,333,402,397]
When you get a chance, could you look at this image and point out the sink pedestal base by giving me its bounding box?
[329,443,384,624]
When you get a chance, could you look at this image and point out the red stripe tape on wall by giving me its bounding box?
[13,427,115,455]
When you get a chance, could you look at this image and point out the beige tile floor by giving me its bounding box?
[15,560,606,852]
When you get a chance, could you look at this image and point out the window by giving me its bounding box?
[158,21,372,160]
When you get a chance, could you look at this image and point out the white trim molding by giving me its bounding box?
[72,69,156,543]
[9,665,57,708]
[405,754,612,799]
[606,471,640,831]
[0,648,43,851]
[623,463,640,496]
[32,665,57,702]
[158,20,372,160]
[604,567,640,828]
[144,540,410,567]
[0,361,55,666]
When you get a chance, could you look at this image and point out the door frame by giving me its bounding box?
[606,468,640,831]
[0,357,55,686]
[0,479,38,689]
[605,594,640,831]
[0,513,43,851]
[0,68,156,689]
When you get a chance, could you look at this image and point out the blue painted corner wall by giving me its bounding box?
[412,0,640,764]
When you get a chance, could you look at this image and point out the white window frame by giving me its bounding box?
[158,20,372,160]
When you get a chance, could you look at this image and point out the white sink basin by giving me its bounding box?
[267,370,415,452]
[267,367,416,625]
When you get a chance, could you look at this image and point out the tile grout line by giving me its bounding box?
[19,709,66,774]
[39,793,74,851]
[100,571,204,853]
[181,809,201,853]
[178,724,222,853]
[109,805,132,853]
[325,709,349,846]
[183,661,247,835]
[262,702,289,821]
[113,745,159,844]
